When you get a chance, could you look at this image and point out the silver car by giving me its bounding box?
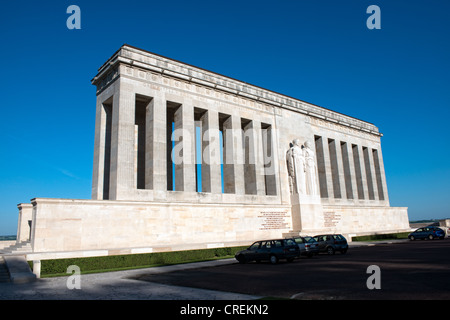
[293,236,320,257]
[314,234,349,255]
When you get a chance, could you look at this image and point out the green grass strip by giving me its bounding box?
[30,246,247,278]
[351,232,409,242]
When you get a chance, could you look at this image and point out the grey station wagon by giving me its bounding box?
[314,234,349,255]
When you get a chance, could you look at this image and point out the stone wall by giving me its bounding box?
[29,198,292,253]
[25,198,410,254]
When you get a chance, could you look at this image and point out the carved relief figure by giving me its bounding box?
[286,139,306,195]
[303,140,319,196]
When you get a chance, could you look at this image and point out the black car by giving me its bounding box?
[314,234,348,255]
[235,238,300,264]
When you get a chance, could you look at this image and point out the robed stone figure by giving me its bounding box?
[286,139,318,196]
[286,139,306,195]
[303,141,319,196]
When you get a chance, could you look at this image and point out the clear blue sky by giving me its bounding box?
[0,0,449,235]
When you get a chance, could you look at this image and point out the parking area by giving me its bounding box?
[131,238,450,300]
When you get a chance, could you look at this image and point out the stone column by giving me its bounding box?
[201,109,222,194]
[334,140,347,199]
[253,120,267,196]
[327,139,343,199]
[146,94,167,195]
[358,145,370,200]
[229,115,245,195]
[92,92,114,200]
[367,147,379,201]
[222,115,235,194]
[242,120,257,195]
[322,138,335,199]
[262,124,277,195]
[16,203,33,243]
[109,80,136,200]
[314,136,329,198]
[373,147,390,204]
[173,101,196,192]
[91,94,104,200]
[351,144,365,200]
[361,146,375,200]
[342,142,358,200]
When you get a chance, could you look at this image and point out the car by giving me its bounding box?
[314,234,348,255]
[408,226,445,240]
[235,238,300,264]
[293,236,320,257]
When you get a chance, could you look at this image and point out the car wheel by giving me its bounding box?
[270,255,278,265]
[428,234,434,240]
[326,246,335,255]
[409,236,415,241]
[237,255,247,264]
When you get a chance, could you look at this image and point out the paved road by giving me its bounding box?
[0,259,259,300]
[131,239,450,300]
[1,239,449,301]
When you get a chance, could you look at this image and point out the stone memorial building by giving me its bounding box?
[15,45,409,263]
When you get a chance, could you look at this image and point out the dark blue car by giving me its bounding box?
[235,239,300,264]
[408,226,445,240]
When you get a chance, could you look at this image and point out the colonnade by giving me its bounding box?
[93,88,278,201]
[314,135,389,203]
[92,81,389,205]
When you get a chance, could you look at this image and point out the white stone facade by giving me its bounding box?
[16,45,409,259]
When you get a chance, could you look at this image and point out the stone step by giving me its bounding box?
[13,244,31,252]
[3,255,36,283]
[0,241,32,254]
[0,257,11,283]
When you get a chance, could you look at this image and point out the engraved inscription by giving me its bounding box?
[258,211,289,230]
[324,211,341,228]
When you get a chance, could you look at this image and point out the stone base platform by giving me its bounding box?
[18,197,409,254]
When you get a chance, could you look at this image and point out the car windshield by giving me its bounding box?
[304,236,315,243]
[249,242,260,250]
[294,238,304,244]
